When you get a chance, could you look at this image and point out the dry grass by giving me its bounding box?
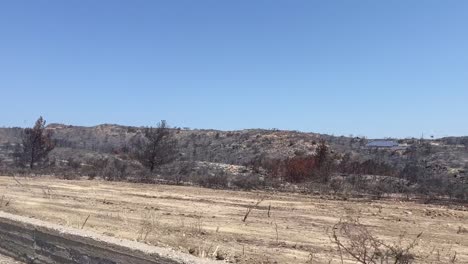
[137,210,158,242]
[0,176,466,264]
[331,217,459,264]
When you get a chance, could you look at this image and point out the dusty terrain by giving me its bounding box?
[0,176,467,264]
[0,254,23,264]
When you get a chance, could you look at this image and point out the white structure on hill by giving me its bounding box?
[366,140,399,148]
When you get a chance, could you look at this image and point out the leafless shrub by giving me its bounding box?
[188,242,225,261]
[0,195,11,207]
[329,177,345,194]
[457,226,468,234]
[66,157,81,170]
[41,186,53,199]
[189,216,206,235]
[158,161,195,184]
[231,174,263,190]
[102,158,128,181]
[192,170,229,189]
[331,218,421,264]
[137,210,158,242]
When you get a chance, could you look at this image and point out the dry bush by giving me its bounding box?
[188,242,225,261]
[191,170,229,189]
[41,186,53,199]
[331,218,459,264]
[263,154,330,183]
[230,174,263,190]
[189,216,206,236]
[329,177,345,194]
[252,140,335,183]
[457,226,468,234]
[281,156,317,182]
[137,210,158,242]
[331,218,420,264]
[101,158,128,181]
[157,161,195,185]
[0,195,11,207]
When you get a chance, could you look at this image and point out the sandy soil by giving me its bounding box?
[0,176,466,264]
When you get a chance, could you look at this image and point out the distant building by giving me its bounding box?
[366,140,399,148]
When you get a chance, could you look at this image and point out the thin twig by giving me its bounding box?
[212,245,219,258]
[81,214,91,229]
[13,175,24,186]
[242,196,266,222]
[274,221,279,244]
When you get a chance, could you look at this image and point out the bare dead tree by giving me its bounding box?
[132,120,178,172]
[18,116,55,169]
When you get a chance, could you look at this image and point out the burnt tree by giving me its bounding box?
[132,120,178,172]
[19,116,55,169]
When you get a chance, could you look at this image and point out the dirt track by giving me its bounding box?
[0,176,467,263]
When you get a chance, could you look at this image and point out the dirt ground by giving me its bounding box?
[0,176,466,264]
[0,254,23,264]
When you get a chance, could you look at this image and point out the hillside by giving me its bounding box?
[1,124,467,190]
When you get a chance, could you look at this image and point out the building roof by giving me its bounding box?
[366,140,399,148]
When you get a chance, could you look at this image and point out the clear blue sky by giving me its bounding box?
[1,1,467,138]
